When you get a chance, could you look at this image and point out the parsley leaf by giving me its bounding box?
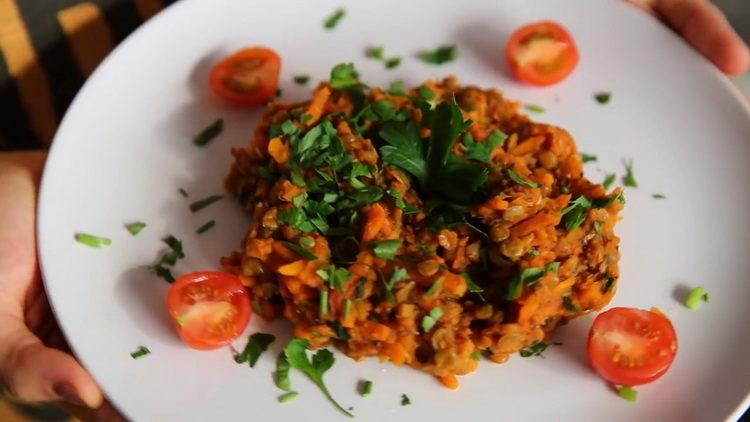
[602,173,616,190]
[193,118,223,146]
[149,235,185,283]
[506,168,538,188]
[370,239,402,259]
[561,196,592,230]
[388,81,406,96]
[323,8,346,30]
[622,160,638,187]
[293,75,310,85]
[130,346,150,359]
[505,262,559,300]
[594,92,612,104]
[421,307,443,332]
[418,45,457,64]
[283,339,353,417]
[379,121,427,181]
[385,57,401,69]
[282,240,318,261]
[463,130,506,163]
[581,153,597,163]
[359,380,373,396]
[366,46,384,60]
[330,63,358,89]
[316,264,351,292]
[519,341,556,358]
[235,332,276,367]
[401,394,411,406]
[275,353,292,391]
[125,222,146,236]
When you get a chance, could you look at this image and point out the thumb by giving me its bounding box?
[0,317,102,408]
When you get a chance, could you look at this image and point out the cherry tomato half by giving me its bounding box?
[167,271,251,350]
[505,21,579,86]
[587,307,678,386]
[208,47,281,106]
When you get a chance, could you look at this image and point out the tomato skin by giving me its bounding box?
[208,47,281,106]
[505,21,579,86]
[167,271,251,350]
[587,307,678,386]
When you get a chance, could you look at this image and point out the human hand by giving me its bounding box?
[627,0,750,75]
[0,151,121,420]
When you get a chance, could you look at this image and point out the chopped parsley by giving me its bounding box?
[562,296,579,312]
[275,353,292,391]
[189,194,223,212]
[400,394,411,406]
[524,104,545,114]
[684,286,709,310]
[601,276,616,293]
[527,249,540,256]
[382,267,407,304]
[330,63,359,89]
[195,220,215,234]
[193,118,223,146]
[417,85,435,100]
[461,272,484,294]
[366,46,384,60]
[388,81,406,96]
[581,153,597,163]
[385,57,401,69]
[149,235,185,283]
[463,130,506,163]
[602,173,616,190]
[278,391,299,403]
[359,380,373,397]
[622,160,638,187]
[594,92,612,104]
[74,233,111,248]
[505,262,559,300]
[418,45,456,64]
[320,290,329,316]
[316,264,350,292]
[235,332,276,367]
[652,193,666,199]
[421,307,443,333]
[506,168,538,188]
[283,339,353,417]
[370,239,402,259]
[424,278,442,297]
[519,341,555,358]
[125,222,146,236]
[282,240,318,261]
[130,346,150,359]
[323,8,346,30]
[617,386,637,402]
[561,195,592,230]
[293,75,310,85]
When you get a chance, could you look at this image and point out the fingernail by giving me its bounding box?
[52,382,87,407]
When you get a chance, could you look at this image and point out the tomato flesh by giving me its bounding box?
[505,21,579,86]
[587,307,677,386]
[209,47,281,106]
[167,271,251,350]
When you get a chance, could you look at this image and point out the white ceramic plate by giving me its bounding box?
[37,0,750,420]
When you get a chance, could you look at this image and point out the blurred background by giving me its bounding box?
[0,0,748,421]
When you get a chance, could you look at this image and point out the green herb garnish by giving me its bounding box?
[370,239,402,259]
[323,8,346,30]
[505,263,559,300]
[400,394,411,406]
[524,104,545,114]
[330,63,358,89]
[130,346,150,359]
[463,130,506,163]
[594,92,612,104]
[316,264,351,292]
[195,220,215,234]
[149,235,184,283]
[519,341,553,358]
[388,81,406,96]
[581,153,597,163]
[622,160,638,187]
[470,350,481,361]
[385,57,401,69]
[562,296,579,312]
[424,278,442,297]
[561,195,592,230]
[275,353,292,391]
[684,286,709,310]
[294,75,310,85]
[74,233,111,248]
[359,380,373,397]
[652,193,666,199]
[278,392,299,403]
[418,45,456,64]
[366,46,384,60]
[320,290,329,316]
[383,267,407,304]
[125,222,146,236]
[506,168,538,188]
[421,307,443,333]
[282,240,318,261]
[193,118,223,146]
[235,332,276,367]
[602,173,616,190]
[283,339,353,417]
[190,194,223,212]
[618,386,637,402]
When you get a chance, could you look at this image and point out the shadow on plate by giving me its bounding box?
[549,314,595,373]
[452,19,515,84]
[115,266,175,341]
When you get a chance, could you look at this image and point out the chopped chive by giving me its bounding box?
[359,380,373,397]
[281,241,318,261]
[424,278,442,297]
[275,352,291,391]
[196,220,215,234]
[178,188,189,197]
[370,239,402,260]
[525,104,545,114]
[193,118,223,146]
[299,237,315,248]
[581,153,597,163]
[293,75,310,85]
[418,45,456,64]
[421,307,443,333]
[652,193,666,199]
[320,290,329,316]
[130,346,150,359]
[278,391,299,403]
[400,394,411,406]
[74,233,111,248]
[125,222,146,236]
[323,8,345,29]
[684,286,709,310]
[622,160,638,188]
[506,168,539,188]
[617,386,637,402]
[189,194,223,212]
[385,57,401,69]
[594,92,612,104]
[365,46,384,60]
[602,173,616,190]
